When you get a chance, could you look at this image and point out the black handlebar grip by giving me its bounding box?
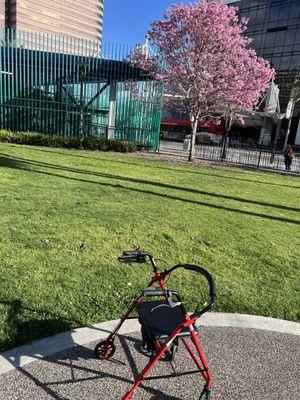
[119,251,149,264]
[143,288,167,297]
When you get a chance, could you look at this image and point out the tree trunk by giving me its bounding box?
[220,127,229,160]
[283,115,293,150]
[188,120,197,162]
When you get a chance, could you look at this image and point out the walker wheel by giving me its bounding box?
[199,387,211,400]
[94,340,116,360]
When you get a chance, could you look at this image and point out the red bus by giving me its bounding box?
[160,117,224,143]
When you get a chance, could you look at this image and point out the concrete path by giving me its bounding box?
[0,315,299,399]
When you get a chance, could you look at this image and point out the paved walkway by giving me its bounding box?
[0,315,299,400]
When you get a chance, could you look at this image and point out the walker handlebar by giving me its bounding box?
[166,264,215,318]
[118,251,215,317]
[119,251,149,264]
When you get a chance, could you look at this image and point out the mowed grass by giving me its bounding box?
[0,143,299,352]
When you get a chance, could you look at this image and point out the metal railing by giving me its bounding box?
[159,139,300,174]
[0,29,162,151]
[85,122,155,149]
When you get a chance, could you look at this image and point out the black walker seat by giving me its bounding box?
[136,300,198,340]
[94,251,215,400]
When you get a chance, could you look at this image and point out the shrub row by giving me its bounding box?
[0,130,138,153]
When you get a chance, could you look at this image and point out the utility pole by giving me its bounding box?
[283,97,295,150]
[270,116,283,164]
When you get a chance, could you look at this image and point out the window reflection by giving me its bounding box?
[237,0,300,72]
[279,4,289,21]
[289,3,300,20]
[269,5,281,22]
[276,31,286,47]
[285,30,296,46]
[295,29,300,45]
[291,54,300,70]
[280,56,292,71]
[264,32,276,48]
[255,8,266,24]
[271,57,281,70]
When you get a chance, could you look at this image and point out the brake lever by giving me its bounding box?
[167,296,183,308]
[150,292,183,312]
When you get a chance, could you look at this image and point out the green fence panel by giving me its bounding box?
[0,29,162,150]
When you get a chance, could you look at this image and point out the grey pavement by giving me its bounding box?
[0,326,299,400]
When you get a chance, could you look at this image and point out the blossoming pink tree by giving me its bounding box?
[132,0,275,161]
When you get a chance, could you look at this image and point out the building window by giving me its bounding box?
[289,2,300,20]
[285,29,296,46]
[280,55,292,71]
[255,8,266,24]
[290,54,300,70]
[269,5,281,23]
[279,3,290,21]
[275,30,286,47]
[264,32,276,48]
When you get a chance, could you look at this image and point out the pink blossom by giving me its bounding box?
[131,0,275,160]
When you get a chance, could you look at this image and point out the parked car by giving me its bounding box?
[185,132,223,144]
[160,130,187,141]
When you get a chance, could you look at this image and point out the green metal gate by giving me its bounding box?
[0,29,162,150]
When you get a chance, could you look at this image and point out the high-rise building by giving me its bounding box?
[225,0,300,145]
[0,0,104,42]
[225,0,300,77]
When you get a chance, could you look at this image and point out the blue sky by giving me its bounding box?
[103,0,189,46]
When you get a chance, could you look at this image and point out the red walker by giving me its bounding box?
[94,251,216,400]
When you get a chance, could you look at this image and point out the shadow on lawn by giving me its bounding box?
[0,155,299,225]
[7,144,300,190]
[0,299,76,353]
[1,153,299,216]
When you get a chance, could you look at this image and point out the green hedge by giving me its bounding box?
[0,130,138,153]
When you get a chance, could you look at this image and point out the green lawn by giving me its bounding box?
[0,143,299,352]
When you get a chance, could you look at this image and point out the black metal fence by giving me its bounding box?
[159,139,300,174]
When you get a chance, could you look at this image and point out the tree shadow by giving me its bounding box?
[1,325,183,399]
[7,144,300,189]
[0,154,299,225]
[38,332,184,399]
[41,340,183,399]
[1,153,299,214]
[0,297,183,398]
[0,299,78,353]
[0,299,79,399]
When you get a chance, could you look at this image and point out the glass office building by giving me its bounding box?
[226,0,300,145]
[227,0,300,73]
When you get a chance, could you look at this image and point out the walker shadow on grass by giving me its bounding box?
[0,154,299,225]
